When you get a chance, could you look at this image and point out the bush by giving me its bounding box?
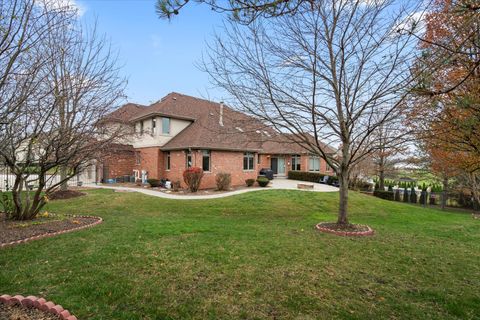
[410,187,417,203]
[257,177,270,187]
[394,189,401,201]
[215,172,231,191]
[172,180,181,192]
[245,178,255,187]
[419,190,427,205]
[429,194,436,205]
[147,179,161,187]
[373,190,394,201]
[388,185,393,192]
[288,171,326,183]
[327,176,339,186]
[183,167,204,192]
[403,188,409,202]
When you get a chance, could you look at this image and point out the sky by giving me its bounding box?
[76,0,228,106]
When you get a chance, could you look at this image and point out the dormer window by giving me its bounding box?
[162,117,170,134]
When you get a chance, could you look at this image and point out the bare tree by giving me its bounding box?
[203,0,430,225]
[0,3,126,220]
[156,0,313,23]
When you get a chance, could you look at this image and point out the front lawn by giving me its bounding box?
[1,189,479,319]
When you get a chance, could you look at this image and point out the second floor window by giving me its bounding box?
[309,156,320,172]
[291,154,301,171]
[152,118,156,134]
[202,150,210,172]
[243,152,254,170]
[162,117,170,134]
[140,121,144,134]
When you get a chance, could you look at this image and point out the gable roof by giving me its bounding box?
[107,92,332,154]
[103,103,146,123]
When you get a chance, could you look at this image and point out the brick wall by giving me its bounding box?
[163,150,258,189]
[101,149,135,180]
[259,154,334,176]
[134,147,162,179]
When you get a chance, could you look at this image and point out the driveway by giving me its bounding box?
[90,178,338,200]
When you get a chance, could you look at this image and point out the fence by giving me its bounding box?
[0,165,98,191]
[381,188,479,211]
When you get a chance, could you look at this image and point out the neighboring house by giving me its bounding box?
[101,92,335,189]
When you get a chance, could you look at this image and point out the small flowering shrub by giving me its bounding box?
[215,172,231,191]
[183,167,204,192]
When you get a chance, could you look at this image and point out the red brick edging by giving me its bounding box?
[0,294,77,320]
[0,215,103,249]
[315,223,374,236]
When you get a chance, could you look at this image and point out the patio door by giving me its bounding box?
[271,157,285,175]
[277,157,286,175]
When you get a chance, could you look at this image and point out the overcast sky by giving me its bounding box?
[76,0,227,106]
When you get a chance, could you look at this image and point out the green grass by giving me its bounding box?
[1,189,479,319]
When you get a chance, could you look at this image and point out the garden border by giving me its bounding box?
[0,294,77,320]
[0,215,103,249]
[315,223,375,236]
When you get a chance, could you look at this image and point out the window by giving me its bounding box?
[140,121,144,134]
[135,151,141,165]
[243,152,254,170]
[309,156,320,172]
[165,151,170,170]
[202,150,210,172]
[162,117,170,134]
[291,154,301,171]
[257,154,261,164]
[186,150,192,168]
[152,118,156,134]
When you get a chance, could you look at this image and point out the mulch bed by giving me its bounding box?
[315,222,374,236]
[48,190,85,200]
[0,213,100,246]
[0,303,59,320]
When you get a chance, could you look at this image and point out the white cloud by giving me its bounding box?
[40,0,86,16]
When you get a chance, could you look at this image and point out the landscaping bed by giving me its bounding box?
[315,222,374,236]
[0,212,101,247]
[0,303,60,320]
[48,190,86,200]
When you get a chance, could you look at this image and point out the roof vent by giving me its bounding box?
[172,97,177,100]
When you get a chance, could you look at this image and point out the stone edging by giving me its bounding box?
[315,223,375,236]
[0,215,103,249]
[0,294,77,320]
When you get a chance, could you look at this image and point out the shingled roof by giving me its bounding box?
[103,103,146,123]
[108,92,332,154]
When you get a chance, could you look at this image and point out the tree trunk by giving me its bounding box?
[378,166,385,190]
[468,172,480,212]
[337,170,349,225]
[441,176,448,210]
[60,165,68,191]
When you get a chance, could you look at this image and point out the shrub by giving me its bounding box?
[183,167,204,192]
[388,185,393,192]
[172,180,181,192]
[410,187,418,203]
[215,172,231,191]
[403,188,409,202]
[147,179,161,187]
[245,178,255,187]
[373,190,394,201]
[429,194,436,205]
[394,189,401,201]
[419,190,427,205]
[257,177,270,187]
[327,175,339,186]
[288,171,326,183]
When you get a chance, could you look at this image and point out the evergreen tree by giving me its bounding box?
[403,188,409,203]
[410,187,418,203]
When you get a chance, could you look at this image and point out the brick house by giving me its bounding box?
[101,92,335,189]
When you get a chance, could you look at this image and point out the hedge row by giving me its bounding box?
[288,171,338,185]
[373,190,394,201]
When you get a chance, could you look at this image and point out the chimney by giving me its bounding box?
[219,101,224,127]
